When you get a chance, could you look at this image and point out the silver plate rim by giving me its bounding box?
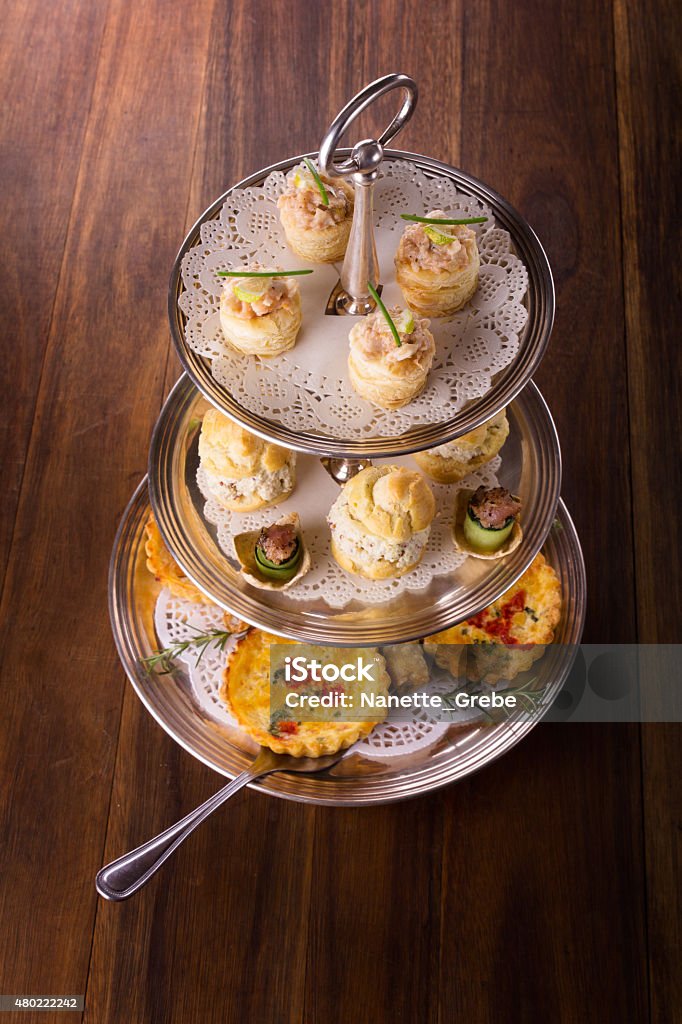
[109,479,586,806]
[168,148,555,458]
[149,374,562,645]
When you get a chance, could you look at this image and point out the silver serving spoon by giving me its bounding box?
[96,747,344,901]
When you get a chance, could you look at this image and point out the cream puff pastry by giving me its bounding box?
[219,268,302,357]
[348,306,435,410]
[198,408,296,512]
[413,410,509,483]
[277,163,354,262]
[395,209,480,315]
[327,465,436,580]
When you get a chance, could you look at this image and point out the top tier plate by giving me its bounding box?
[169,150,554,458]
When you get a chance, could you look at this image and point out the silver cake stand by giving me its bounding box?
[109,74,584,803]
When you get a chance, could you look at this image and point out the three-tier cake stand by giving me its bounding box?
[109,75,586,804]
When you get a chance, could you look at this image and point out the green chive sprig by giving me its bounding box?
[367,282,402,348]
[217,269,314,278]
[400,214,487,225]
[303,158,330,207]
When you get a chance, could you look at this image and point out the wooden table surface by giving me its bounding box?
[1,1,680,1021]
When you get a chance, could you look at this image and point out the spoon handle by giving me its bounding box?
[95,766,262,901]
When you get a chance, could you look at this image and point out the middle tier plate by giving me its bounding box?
[149,375,561,645]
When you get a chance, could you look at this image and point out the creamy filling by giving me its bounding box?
[277,170,350,230]
[327,492,430,569]
[398,209,477,273]
[221,276,295,320]
[204,462,294,504]
[349,308,434,365]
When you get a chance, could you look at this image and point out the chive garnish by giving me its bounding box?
[303,158,330,207]
[400,214,487,225]
[217,269,314,277]
[367,282,402,348]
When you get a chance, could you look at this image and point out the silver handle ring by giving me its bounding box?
[319,73,418,183]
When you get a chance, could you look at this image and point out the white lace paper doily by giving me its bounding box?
[197,454,501,608]
[152,588,489,761]
[179,159,528,439]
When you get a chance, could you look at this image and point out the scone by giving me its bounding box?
[413,410,509,483]
[144,514,205,603]
[327,465,436,580]
[348,306,435,410]
[277,162,354,262]
[222,629,389,757]
[425,552,562,683]
[219,268,302,356]
[395,209,480,315]
[198,408,296,512]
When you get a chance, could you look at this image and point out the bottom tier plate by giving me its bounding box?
[109,479,586,806]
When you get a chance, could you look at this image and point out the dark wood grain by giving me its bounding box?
[614,0,682,1020]
[0,0,678,1021]
[0,0,108,591]
[0,0,214,1019]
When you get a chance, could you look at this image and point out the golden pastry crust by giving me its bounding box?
[381,643,431,693]
[222,630,388,757]
[395,222,480,316]
[328,466,436,580]
[345,465,436,540]
[347,313,435,410]
[413,411,509,483]
[278,175,354,262]
[219,288,302,357]
[425,552,562,682]
[198,409,296,512]
[144,515,206,603]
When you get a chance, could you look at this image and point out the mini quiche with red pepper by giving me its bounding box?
[222,630,389,757]
[425,552,562,683]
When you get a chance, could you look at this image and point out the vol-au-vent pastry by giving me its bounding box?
[219,267,302,357]
[198,408,296,512]
[425,552,562,683]
[277,162,354,262]
[395,209,480,316]
[413,410,510,483]
[328,465,436,580]
[348,306,435,410]
[222,630,389,757]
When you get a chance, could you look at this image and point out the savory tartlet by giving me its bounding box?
[144,514,205,603]
[219,268,302,357]
[413,410,509,484]
[348,305,435,410]
[453,485,523,560]
[222,630,389,757]
[233,512,311,591]
[277,162,354,262]
[425,552,562,683]
[381,643,431,694]
[395,209,480,315]
[328,465,436,580]
[198,408,296,512]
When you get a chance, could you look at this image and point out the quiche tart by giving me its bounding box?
[222,630,389,757]
[144,515,205,603]
[425,552,562,683]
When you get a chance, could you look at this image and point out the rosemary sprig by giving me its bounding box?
[400,214,488,225]
[216,269,313,278]
[303,158,330,206]
[141,627,239,675]
[367,281,402,348]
